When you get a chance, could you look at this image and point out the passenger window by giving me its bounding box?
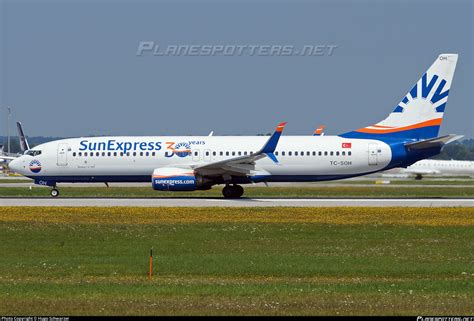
[244,151,248,155]
[194,151,198,156]
[220,151,224,156]
[348,151,352,156]
[133,152,136,156]
[336,151,340,156]
[306,151,310,156]
[238,151,241,156]
[295,151,298,156]
[342,151,346,156]
[128,152,131,156]
[232,151,236,156]
[95,152,99,156]
[145,152,149,156]
[324,151,328,156]
[318,151,322,156]
[78,152,82,156]
[289,151,292,156]
[84,152,88,156]
[114,152,118,156]
[102,152,106,156]
[282,151,285,156]
[73,152,76,157]
[213,151,216,156]
[275,151,279,156]
[151,152,154,156]
[205,151,209,156]
[330,151,334,156]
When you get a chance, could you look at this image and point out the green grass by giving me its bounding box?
[0,179,32,183]
[0,207,473,315]
[0,185,473,198]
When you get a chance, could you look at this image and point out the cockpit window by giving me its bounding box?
[26,150,42,156]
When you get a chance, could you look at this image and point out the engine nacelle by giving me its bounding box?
[152,167,197,191]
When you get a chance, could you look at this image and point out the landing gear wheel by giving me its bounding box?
[234,185,244,198]
[222,185,233,198]
[50,188,60,198]
[222,185,244,199]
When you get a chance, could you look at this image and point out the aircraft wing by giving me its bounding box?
[0,154,18,164]
[192,122,287,177]
[0,155,18,160]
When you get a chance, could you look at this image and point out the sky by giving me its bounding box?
[1,0,473,138]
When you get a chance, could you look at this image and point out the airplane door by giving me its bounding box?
[368,143,378,166]
[57,143,68,166]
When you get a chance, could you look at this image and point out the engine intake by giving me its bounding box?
[152,167,197,191]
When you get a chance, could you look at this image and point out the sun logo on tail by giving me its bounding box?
[393,73,450,114]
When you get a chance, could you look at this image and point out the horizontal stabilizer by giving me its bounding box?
[405,134,463,150]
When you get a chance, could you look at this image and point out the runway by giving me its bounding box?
[1,198,473,207]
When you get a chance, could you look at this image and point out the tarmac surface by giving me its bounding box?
[1,198,473,207]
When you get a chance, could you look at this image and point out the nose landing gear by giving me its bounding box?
[222,184,244,199]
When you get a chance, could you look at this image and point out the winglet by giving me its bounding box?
[313,125,326,136]
[260,122,287,163]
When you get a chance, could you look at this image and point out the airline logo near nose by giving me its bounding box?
[29,159,42,173]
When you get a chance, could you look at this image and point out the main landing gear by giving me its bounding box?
[50,187,60,197]
[222,184,244,199]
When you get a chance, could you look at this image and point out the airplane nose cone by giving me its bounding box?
[8,158,21,173]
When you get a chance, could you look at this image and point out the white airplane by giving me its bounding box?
[397,159,474,179]
[9,54,462,198]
